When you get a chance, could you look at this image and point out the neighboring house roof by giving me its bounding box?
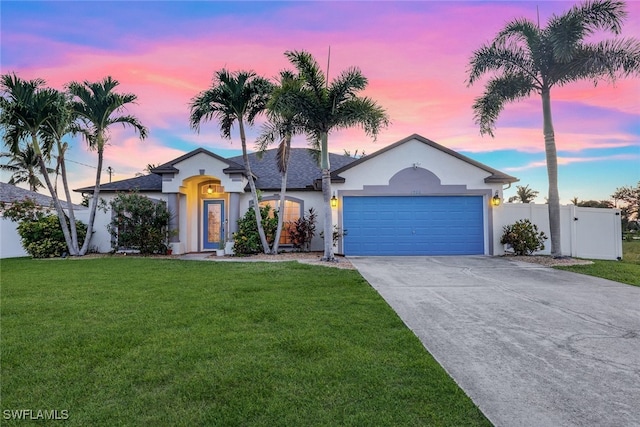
[332,134,519,184]
[0,182,83,209]
[228,148,357,191]
[74,173,163,193]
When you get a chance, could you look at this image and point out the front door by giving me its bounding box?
[203,200,224,250]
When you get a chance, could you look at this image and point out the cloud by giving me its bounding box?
[505,153,640,172]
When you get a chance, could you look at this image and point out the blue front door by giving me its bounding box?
[203,200,224,250]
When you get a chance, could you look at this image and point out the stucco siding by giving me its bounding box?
[161,152,247,194]
[338,139,494,190]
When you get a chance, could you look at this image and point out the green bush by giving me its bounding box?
[109,192,173,255]
[17,214,87,258]
[500,219,547,256]
[1,198,87,258]
[232,204,278,255]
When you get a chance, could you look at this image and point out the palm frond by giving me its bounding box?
[468,43,541,88]
[554,38,640,85]
[472,74,537,137]
[332,97,389,140]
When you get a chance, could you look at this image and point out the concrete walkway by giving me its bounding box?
[349,256,640,427]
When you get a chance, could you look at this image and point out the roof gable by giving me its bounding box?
[151,147,244,174]
[332,134,518,184]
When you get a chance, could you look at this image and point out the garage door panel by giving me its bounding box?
[343,196,484,256]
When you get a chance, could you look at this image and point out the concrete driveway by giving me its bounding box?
[349,256,640,427]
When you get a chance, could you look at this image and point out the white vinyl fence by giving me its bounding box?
[494,203,623,260]
[1,215,27,258]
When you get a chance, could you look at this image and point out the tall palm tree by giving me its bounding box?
[190,69,274,254]
[508,184,539,203]
[468,0,640,257]
[283,50,389,261]
[0,73,78,254]
[0,145,54,191]
[41,92,84,253]
[68,76,148,255]
[256,70,306,254]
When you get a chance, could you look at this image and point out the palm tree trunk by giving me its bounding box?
[320,132,334,261]
[58,144,80,254]
[31,136,77,256]
[271,134,292,254]
[541,88,562,258]
[271,166,288,254]
[239,120,270,254]
[79,141,104,256]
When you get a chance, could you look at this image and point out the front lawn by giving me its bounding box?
[1,257,490,426]
[555,241,640,287]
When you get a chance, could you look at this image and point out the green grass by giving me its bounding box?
[1,257,490,426]
[555,240,640,287]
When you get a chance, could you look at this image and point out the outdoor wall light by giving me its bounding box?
[207,184,213,194]
[491,191,501,207]
[330,193,338,208]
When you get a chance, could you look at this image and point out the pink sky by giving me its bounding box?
[1,1,638,204]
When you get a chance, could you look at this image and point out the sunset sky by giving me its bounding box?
[1,1,638,204]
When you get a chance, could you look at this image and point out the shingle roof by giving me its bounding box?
[0,182,83,209]
[228,148,357,190]
[74,148,357,193]
[72,135,517,193]
[74,173,163,193]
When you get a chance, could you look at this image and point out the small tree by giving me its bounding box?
[612,181,639,231]
[508,185,539,203]
[232,204,278,255]
[500,219,548,256]
[108,192,172,255]
[288,208,317,252]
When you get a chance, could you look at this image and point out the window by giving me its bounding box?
[259,197,302,245]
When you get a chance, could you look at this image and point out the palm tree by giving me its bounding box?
[256,70,306,254]
[68,76,148,255]
[0,73,78,254]
[508,184,539,203]
[467,0,640,257]
[283,50,389,261]
[0,145,54,191]
[42,92,84,253]
[190,69,274,254]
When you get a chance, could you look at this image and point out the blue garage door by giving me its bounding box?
[343,196,484,256]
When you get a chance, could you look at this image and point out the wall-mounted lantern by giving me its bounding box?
[491,191,501,207]
[207,184,213,194]
[330,193,338,208]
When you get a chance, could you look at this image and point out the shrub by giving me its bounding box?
[232,204,278,255]
[1,198,87,258]
[109,192,173,255]
[500,219,547,256]
[288,208,317,252]
[320,225,348,247]
[18,214,87,258]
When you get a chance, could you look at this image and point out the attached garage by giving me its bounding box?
[343,195,484,256]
